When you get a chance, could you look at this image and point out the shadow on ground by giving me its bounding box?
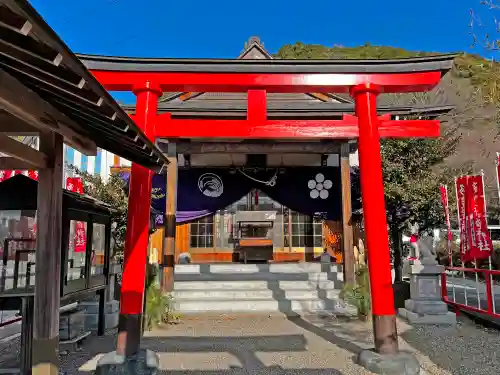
[58,332,347,375]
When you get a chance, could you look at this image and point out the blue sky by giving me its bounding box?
[29,0,497,102]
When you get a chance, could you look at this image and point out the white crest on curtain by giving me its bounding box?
[308,173,332,199]
[198,173,224,198]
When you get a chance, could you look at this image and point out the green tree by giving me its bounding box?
[276,43,469,278]
[70,167,128,259]
[381,129,463,278]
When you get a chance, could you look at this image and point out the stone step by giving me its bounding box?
[174,279,341,291]
[174,271,342,282]
[175,263,340,274]
[174,298,357,316]
[172,289,342,300]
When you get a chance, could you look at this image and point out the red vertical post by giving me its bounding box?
[351,83,398,355]
[117,81,161,357]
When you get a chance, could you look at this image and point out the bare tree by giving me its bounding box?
[470,1,500,52]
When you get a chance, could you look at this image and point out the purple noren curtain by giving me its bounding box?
[118,167,342,224]
[258,167,342,221]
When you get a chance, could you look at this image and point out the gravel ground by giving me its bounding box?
[400,316,500,375]
[306,313,500,375]
[0,313,498,374]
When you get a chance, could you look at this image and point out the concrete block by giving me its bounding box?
[96,349,159,375]
[80,300,120,314]
[85,312,119,331]
[59,309,86,341]
[399,308,457,325]
[358,349,420,375]
[404,299,449,315]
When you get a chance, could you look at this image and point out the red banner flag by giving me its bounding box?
[0,170,12,182]
[66,177,86,252]
[455,176,470,261]
[467,175,493,260]
[74,222,87,253]
[27,170,38,180]
[66,177,84,194]
[455,175,493,263]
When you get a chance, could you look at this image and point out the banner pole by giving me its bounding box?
[440,184,452,266]
[496,153,500,210]
[483,168,496,314]
[455,175,468,306]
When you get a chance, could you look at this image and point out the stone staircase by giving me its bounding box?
[172,263,357,316]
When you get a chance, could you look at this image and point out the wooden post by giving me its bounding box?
[32,132,63,375]
[341,142,355,286]
[162,143,177,293]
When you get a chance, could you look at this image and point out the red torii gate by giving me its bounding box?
[84,54,455,370]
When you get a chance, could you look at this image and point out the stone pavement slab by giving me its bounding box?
[60,314,375,375]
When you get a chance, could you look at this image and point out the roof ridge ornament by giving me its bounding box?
[244,36,263,51]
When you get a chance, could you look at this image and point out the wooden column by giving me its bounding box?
[162,143,177,293]
[32,132,63,375]
[340,142,355,286]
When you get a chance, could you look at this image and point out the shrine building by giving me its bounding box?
[107,37,452,264]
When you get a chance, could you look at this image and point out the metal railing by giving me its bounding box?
[441,265,500,318]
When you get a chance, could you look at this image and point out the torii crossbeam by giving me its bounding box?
[81,53,456,371]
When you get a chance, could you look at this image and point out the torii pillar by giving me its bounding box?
[351,84,419,374]
[116,81,161,357]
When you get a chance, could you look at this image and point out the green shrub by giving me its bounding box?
[144,263,180,330]
[145,284,170,330]
[340,265,371,319]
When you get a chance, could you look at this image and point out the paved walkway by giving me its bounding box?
[53,313,497,375]
[65,314,374,375]
[0,313,498,374]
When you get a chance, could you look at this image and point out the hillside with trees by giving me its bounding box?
[276,43,500,227]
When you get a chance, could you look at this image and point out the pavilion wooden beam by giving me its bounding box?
[0,134,47,168]
[0,112,40,134]
[0,69,97,156]
[32,132,64,375]
[0,157,37,170]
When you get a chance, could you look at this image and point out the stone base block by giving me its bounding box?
[399,308,457,325]
[357,349,420,375]
[95,349,159,375]
[59,309,86,341]
[393,281,410,309]
[404,299,449,315]
[85,312,119,331]
[80,300,120,314]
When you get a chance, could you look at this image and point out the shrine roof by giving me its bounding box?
[0,0,167,170]
[122,102,454,119]
[77,53,457,75]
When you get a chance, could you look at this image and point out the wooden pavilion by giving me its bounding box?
[0,1,168,374]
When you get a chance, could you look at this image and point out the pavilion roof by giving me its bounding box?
[0,0,167,170]
[0,174,113,214]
